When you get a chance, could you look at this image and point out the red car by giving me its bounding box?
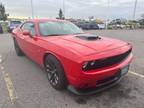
[12,19,133,95]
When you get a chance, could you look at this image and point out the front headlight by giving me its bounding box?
[82,48,132,71]
[82,62,89,70]
[82,61,95,71]
[90,61,95,66]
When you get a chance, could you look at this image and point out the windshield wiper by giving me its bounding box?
[44,33,84,36]
[72,33,84,35]
[45,34,66,36]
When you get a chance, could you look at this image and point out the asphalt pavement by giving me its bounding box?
[0,30,144,108]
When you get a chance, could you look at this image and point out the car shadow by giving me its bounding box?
[64,79,135,105]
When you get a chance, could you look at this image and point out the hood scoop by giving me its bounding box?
[75,34,101,41]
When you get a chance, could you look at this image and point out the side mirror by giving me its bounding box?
[22,30,31,36]
[15,25,19,28]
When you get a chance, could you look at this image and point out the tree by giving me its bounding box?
[0,3,8,21]
[58,8,64,20]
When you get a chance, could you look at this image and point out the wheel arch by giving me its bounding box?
[43,51,63,68]
[43,52,69,82]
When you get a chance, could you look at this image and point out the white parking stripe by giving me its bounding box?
[2,71,17,104]
[0,66,4,70]
[0,64,17,104]
[0,55,2,63]
[129,70,144,78]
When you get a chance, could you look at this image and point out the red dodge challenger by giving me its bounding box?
[12,19,133,95]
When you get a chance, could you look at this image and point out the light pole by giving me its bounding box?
[133,0,138,20]
[106,0,110,29]
[30,0,34,19]
[63,0,65,18]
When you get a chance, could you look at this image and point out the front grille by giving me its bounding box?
[84,48,132,71]
[74,71,121,95]
[96,71,121,86]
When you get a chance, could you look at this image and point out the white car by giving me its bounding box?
[97,23,105,29]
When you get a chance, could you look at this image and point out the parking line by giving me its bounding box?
[0,54,2,63]
[0,65,17,104]
[129,70,144,78]
[0,66,4,70]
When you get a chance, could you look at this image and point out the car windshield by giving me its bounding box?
[39,21,84,36]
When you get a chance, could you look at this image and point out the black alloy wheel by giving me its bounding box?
[45,55,67,90]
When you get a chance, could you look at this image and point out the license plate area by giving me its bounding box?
[121,65,129,76]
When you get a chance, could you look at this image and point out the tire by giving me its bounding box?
[44,54,67,90]
[13,39,24,56]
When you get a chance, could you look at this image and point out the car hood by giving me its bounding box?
[44,34,128,56]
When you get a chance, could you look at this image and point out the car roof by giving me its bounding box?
[26,19,67,23]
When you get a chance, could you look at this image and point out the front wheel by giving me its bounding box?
[44,54,67,90]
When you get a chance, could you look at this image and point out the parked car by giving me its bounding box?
[112,24,126,29]
[76,21,90,29]
[109,19,126,29]
[126,20,140,29]
[138,19,144,29]
[89,21,99,29]
[97,23,105,29]
[12,19,133,95]
[76,21,99,30]
[8,20,22,32]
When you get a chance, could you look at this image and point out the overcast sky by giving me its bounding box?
[1,0,144,20]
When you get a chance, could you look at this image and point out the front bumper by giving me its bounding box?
[67,53,133,91]
[67,69,125,95]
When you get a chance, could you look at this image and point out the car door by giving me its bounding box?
[21,22,41,63]
[15,23,29,53]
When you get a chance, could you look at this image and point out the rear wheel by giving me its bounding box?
[13,39,24,56]
[44,54,67,90]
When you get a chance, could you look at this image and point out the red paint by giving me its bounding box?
[12,19,133,89]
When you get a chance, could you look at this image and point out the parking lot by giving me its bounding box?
[0,30,144,108]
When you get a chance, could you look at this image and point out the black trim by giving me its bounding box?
[76,34,101,41]
[67,77,121,95]
[83,48,132,71]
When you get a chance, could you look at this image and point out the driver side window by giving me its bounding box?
[21,22,36,36]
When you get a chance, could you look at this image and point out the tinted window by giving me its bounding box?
[21,22,36,36]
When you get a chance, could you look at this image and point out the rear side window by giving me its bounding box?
[21,22,36,36]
